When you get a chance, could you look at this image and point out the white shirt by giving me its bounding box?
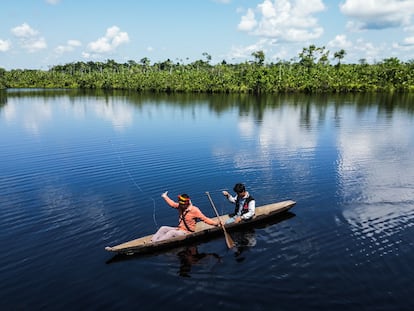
[226,191,255,220]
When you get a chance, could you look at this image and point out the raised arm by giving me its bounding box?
[222,190,236,203]
[161,191,179,208]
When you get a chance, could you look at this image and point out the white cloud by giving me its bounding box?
[26,38,47,52]
[68,39,81,47]
[11,23,47,52]
[327,34,353,49]
[0,39,11,52]
[392,39,414,52]
[268,46,290,62]
[82,52,91,59]
[86,26,130,54]
[345,20,364,33]
[403,36,414,45]
[55,40,81,54]
[340,0,414,30]
[259,0,277,18]
[228,38,269,59]
[11,23,38,38]
[238,0,325,42]
[352,38,381,62]
[238,9,257,31]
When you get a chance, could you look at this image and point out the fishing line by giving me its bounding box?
[221,189,229,215]
[109,138,159,229]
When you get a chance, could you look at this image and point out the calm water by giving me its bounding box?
[1,90,414,311]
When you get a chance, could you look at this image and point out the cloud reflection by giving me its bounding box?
[215,102,414,250]
[3,96,134,135]
[337,109,414,262]
[337,110,414,205]
[5,98,52,136]
[91,99,133,131]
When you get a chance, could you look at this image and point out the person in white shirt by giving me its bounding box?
[222,183,255,224]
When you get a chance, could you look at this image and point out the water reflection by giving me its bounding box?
[336,103,414,244]
[176,246,221,278]
[1,94,135,135]
[2,90,412,234]
[2,96,53,136]
[231,229,257,262]
[105,243,222,278]
[2,90,414,309]
[2,90,414,136]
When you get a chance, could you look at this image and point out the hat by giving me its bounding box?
[178,194,190,205]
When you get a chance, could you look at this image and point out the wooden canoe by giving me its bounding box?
[105,199,296,255]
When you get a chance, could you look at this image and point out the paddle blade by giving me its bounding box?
[224,231,235,249]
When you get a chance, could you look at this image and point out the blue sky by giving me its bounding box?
[1,0,414,70]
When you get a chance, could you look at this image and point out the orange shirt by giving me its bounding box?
[177,204,216,232]
[164,197,216,232]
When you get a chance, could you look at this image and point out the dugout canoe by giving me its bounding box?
[105,199,296,255]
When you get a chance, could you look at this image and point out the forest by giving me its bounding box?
[1,45,413,93]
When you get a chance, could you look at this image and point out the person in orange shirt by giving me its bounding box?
[151,191,220,242]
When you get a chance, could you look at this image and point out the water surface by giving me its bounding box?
[1,90,413,310]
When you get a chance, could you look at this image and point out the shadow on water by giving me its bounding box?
[105,211,296,267]
[229,211,296,262]
[106,243,223,278]
[176,246,222,278]
[231,230,257,262]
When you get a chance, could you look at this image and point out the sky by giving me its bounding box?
[1,0,414,70]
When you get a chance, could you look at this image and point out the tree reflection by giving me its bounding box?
[2,90,413,119]
[0,90,7,108]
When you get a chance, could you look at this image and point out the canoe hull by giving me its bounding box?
[105,200,296,255]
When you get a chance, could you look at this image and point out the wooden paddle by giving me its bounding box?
[205,191,235,249]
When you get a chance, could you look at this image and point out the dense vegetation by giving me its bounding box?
[1,46,413,93]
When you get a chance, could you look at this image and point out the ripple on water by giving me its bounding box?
[343,201,414,265]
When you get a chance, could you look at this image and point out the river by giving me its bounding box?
[1,90,413,310]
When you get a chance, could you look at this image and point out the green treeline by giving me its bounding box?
[1,46,413,93]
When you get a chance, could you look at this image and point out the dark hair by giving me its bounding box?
[233,183,245,194]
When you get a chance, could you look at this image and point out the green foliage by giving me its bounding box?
[0,67,6,89]
[3,48,414,93]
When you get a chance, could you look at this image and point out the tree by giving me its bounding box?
[0,67,5,89]
[359,58,367,65]
[251,50,265,66]
[140,57,151,72]
[202,52,212,64]
[298,45,328,71]
[334,49,346,67]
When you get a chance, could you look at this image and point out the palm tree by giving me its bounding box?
[251,50,265,66]
[334,49,346,68]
